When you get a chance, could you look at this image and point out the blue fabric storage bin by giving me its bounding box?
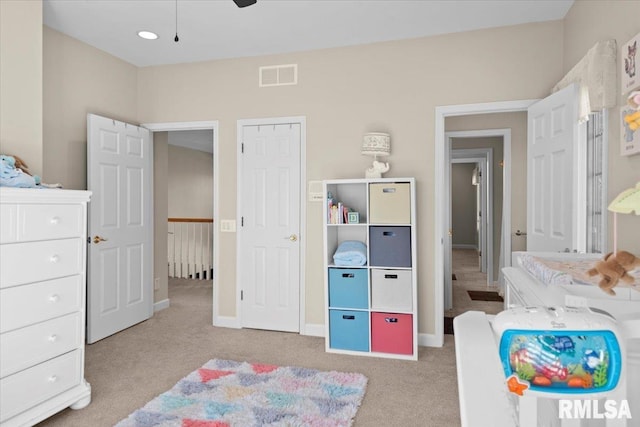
[329,309,369,352]
[328,268,368,309]
[369,226,412,267]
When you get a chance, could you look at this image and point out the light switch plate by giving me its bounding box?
[220,219,236,232]
[308,180,323,202]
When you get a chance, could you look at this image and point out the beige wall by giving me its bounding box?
[564,0,640,256]
[137,21,564,335]
[43,27,138,190]
[154,133,169,303]
[167,145,214,219]
[451,163,477,246]
[1,0,43,175]
[446,113,528,253]
[34,0,638,337]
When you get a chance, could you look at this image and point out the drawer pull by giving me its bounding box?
[384,274,398,279]
[50,216,60,225]
[49,254,60,263]
[49,294,60,303]
[382,231,396,237]
[382,188,397,193]
[48,334,58,342]
[342,315,355,320]
[48,375,58,383]
[384,317,398,323]
[341,273,355,278]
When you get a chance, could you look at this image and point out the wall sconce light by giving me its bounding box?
[361,132,390,178]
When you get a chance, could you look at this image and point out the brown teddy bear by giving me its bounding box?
[587,250,640,295]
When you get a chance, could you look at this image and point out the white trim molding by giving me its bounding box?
[214,316,241,329]
[153,299,170,312]
[303,323,325,338]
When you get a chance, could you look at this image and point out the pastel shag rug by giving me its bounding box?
[116,359,368,427]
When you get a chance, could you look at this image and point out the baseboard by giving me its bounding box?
[452,244,478,250]
[303,323,325,337]
[153,299,170,312]
[418,332,443,348]
[213,315,241,329]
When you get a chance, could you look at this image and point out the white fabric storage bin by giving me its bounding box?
[371,269,412,312]
[369,183,411,224]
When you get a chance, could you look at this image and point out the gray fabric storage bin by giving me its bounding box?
[369,226,411,267]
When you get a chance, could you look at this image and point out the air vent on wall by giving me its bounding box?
[259,64,298,87]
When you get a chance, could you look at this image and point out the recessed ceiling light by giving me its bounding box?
[137,31,158,40]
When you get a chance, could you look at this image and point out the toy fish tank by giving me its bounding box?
[493,306,623,395]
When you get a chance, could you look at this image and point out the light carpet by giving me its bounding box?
[115,358,367,427]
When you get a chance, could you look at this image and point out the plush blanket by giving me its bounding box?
[333,240,367,266]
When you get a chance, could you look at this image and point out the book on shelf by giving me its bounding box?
[327,198,351,224]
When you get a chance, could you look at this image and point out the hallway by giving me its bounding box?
[445,248,503,318]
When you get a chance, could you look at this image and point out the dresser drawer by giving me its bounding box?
[0,238,83,288]
[17,204,84,242]
[0,313,82,378]
[0,204,18,243]
[0,276,82,333]
[0,350,82,422]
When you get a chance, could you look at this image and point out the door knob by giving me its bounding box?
[285,234,298,242]
[93,235,108,244]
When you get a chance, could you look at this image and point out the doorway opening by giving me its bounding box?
[142,120,220,324]
[446,144,501,320]
[432,100,537,347]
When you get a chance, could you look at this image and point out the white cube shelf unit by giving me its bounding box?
[323,178,418,360]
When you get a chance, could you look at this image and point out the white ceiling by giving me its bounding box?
[43,0,574,68]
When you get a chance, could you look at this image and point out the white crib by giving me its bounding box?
[454,310,639,427]
[454,252,640,427]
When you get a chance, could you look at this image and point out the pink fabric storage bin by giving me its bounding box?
[370,312,413,355]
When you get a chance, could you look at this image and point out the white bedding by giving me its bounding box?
[518,253,640,291]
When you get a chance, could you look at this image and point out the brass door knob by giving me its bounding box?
[93,235,108,244]
[286,234,298,242]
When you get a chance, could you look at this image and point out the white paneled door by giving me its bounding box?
[239,122,301,332]
[527,83,584,253]
[87,114,153,343]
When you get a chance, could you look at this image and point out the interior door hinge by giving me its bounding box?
[241,290,243,300]
[241,217,244,227]
[241,143,244,153]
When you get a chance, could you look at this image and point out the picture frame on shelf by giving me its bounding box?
[347,212,360,224]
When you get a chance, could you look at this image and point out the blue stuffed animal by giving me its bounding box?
[0,154,39,188]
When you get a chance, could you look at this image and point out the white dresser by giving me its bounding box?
[0,188,92,427]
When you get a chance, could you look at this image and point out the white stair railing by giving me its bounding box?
[168,218,214,279]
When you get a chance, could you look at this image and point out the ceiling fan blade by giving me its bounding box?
[233,0,257,7]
